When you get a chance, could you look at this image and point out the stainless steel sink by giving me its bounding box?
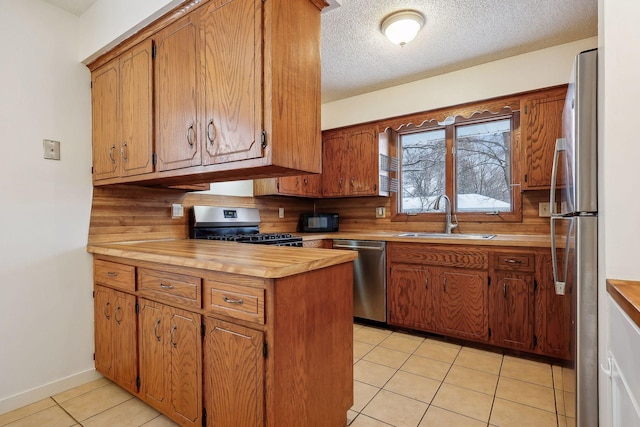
[396,232,496,240]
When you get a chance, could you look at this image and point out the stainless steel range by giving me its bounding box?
[189,206,303,247]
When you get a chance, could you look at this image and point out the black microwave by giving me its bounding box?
[299,213,339,233]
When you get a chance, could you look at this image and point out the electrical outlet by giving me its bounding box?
[43,139,60,160]
[171,203,184,218]
[538,202,551,217]
[278,207,285,218]
[375,207,386,218]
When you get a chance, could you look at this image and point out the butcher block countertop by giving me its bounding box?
[87,239,357,279]
[608,279,640,329]
[297,231,555,248]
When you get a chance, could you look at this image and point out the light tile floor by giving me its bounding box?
[0,323,575,427]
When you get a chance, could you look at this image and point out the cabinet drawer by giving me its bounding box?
[388,243,488,270]
[94,260,135,292]
[492,252,535,271]
[138,268,201,309]
[203,281,265,324]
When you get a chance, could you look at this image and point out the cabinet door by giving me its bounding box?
[112,290,138,393]
[388,264,437,331]
[277,175,301,195]
[94,286,114,377]
[200,0,262,165]
[300,174,322,197]
[203,317,264,427]
[490,272,534,350]
[347,128,378,195]
[439,268,488,340]
[522,88,566,189]
[91,60,119,181]
[139,298,167,410]
[167,307,202,427]
[119,40,154,177]
[535,252,572,359]
[155,14,201,171]
[321,132,348,197]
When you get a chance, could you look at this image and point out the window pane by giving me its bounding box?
[400,129,446,213]
[455,119,512,212]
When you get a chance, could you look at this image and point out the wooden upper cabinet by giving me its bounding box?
[321,132,348,197]
[91,39,154,182]
[521,86,567,190]
[321,126,387,198]
[154,14,201,172]
[200,0,262,166]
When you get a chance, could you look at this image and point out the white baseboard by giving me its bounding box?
[0,369,103,415]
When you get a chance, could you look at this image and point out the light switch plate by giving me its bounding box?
[538,202,551,217]
[375,207,385,218]
[278,208,285,218]
[43,139,60,160]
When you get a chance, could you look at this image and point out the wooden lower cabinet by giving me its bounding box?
[139,298,202,427]
[94,285,138,394]
[387,243,572,360]
[388,263,436,331]
[534,252,572,360]
[439,268,488,341]
[489,271,535,350]
[203,318,264,427]
[93,255,353,427]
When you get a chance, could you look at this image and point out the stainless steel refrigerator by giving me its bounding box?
[550,48,598,427]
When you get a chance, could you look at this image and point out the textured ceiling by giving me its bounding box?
[41,0,598,103]
[321,0,598,102]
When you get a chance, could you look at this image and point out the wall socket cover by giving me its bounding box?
[171,204,184,218]
[43,139,60,160]
[278,207,285,218]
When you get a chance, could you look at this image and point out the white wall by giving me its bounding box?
[0,0,97,413]
[78,0,183,63]
[601,0,640,424]
[321,37,598,130]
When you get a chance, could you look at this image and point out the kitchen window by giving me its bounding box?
[392,110,522,222]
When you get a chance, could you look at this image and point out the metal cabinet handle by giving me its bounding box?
[108,144,116,164]
[303,177,308,185]
[504,259,522,264]
[153,318,161,342]
[103,302,111,320]
[425,276,428,289]
[160,283,174,290]
[114,305,122,324]
[503,283,507,298]
[443,277,447,293]
[186,124,195,147]
[223,296,244,305]
[106,272,118,277]
[170,324,177,348]
[121,142,128,162]
[207,119,216,144]
[350,177,355,187]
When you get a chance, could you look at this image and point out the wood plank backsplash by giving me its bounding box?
[88,185,314,244]
[88,185,551,245]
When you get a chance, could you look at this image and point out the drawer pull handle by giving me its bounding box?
[443,277,447,293]
[504,259,522,264]
[103,302,111,319]
[223,296,244,305]
[503,283,507,298]
[170,324,177,348]
[114,305,122,325]
[154,319,161,342]
[106,272,118,277]
[160,283,174,290]
[425,276,428,289]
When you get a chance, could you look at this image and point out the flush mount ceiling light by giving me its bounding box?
[381,10,425,46]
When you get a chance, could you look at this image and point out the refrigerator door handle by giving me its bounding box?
[550,215,572,295]
[550,138,566,216]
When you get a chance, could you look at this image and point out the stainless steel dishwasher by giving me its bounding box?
[332,240,386,322]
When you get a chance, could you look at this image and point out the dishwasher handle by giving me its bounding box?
[333,244,385,251]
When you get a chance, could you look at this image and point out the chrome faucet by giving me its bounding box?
[433,195,458,234]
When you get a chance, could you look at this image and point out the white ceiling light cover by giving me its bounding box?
[381,10,424,46]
